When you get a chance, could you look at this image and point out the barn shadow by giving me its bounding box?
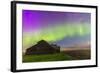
[25,40,60,55]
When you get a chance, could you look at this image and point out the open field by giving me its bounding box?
[23,53,75,63]
[61,48,91,59]
[23,48,90,63]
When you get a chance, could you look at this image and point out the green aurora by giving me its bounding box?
[23,23,90,50]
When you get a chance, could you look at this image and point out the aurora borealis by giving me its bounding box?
[22,10,91,52]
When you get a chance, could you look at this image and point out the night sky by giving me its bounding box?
[22,10,91,51]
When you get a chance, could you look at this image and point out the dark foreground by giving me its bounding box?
[23,53,74,63]
[61,48,91,60]
[23,48,90,63]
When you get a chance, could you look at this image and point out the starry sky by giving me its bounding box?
[22,10,91,51]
